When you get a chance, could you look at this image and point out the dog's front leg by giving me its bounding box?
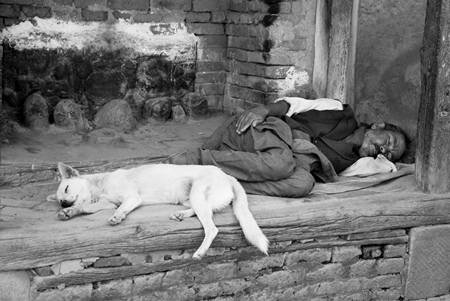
[81,201,118,214]
[58,201,117,221]
[109,195,142,225]
[58,206,83,220]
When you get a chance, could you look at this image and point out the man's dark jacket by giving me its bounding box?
[282,104,362,174]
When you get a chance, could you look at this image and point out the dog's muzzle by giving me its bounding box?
[60,200,72,208]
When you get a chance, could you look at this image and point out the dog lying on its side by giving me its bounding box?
[47,162,269,259]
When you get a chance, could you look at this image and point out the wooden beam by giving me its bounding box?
[416,0,450,193]
[326,0,354,104]
[2,186,450,272]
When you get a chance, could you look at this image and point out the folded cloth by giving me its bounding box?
[338,154,397,177]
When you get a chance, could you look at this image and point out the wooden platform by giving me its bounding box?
[2,171,450,274]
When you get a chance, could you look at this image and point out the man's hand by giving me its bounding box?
[236,106,269,135]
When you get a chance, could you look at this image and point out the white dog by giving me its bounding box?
[47,162,269,259]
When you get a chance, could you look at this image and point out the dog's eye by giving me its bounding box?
[65,185,69,193]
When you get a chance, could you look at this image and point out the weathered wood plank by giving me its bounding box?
[1,188,450,272]
[416,0,450,193]
[326,0,354,103]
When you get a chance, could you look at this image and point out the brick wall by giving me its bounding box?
[224,0,317,112]
[0,0,321,114]
[0,0,229,111]
[0,229,410,301]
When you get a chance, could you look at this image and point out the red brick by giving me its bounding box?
[210,11,226,23]
[197,35,227,48]
[195,83,224,95]
[112,11,131,20]
[53,0,73,5]
[197,48,226,61]
[133,13,163,23]
[0,0,38,4]
[196,71,226,84]
[227,11,261,25]
[185,12,210,23]
[383,244,407,258]
[0,4,20,18]
[227,72,279,92]
[228,36,262,51]
[107,0,149,11]
[196,61,226,72]
[151,0,191,12]
[226,23,267,38]
[192,0,227,12]
[226,84,265,103]
[248,0,263,12]
[187,23,224,35]
[74,0,103,9]
[4,17,21,26]
[21,5,51,18]
[228,0,248,12]
[81,9,108,21]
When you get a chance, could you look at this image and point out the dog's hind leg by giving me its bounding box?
[188,184,218,259]
[109,194,142,225]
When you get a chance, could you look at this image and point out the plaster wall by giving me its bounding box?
[354,0,426,137]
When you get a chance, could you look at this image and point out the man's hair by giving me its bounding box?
[381,123,415,163]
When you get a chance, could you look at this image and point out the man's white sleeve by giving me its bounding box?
[275,97,344,117]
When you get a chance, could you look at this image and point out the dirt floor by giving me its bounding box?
[0,113,227,165]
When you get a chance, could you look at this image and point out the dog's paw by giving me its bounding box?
[193,250,205,260]
[109,213,125,225]
[170,211,185,222]
[58,208,73,220]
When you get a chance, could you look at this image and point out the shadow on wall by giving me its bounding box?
[354,0,426,146]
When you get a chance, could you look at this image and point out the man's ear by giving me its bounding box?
[371,122,386,130]
[57,162,80,179]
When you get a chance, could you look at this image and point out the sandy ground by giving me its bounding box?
[0,113,227,165]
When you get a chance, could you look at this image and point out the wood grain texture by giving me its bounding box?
[326,0,353,102]
[416,0,450,193]
[1,182,450,272]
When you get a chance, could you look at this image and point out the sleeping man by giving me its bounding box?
[167,97,409,198]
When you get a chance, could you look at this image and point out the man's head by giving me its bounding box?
[358,122,407,162]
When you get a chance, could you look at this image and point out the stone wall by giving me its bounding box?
[0,0,228,133]
[1,230,408,301]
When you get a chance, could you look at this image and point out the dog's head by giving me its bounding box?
[47,162,92,208]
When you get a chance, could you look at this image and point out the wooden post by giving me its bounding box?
[325,0,355,105]
[416,0,450,193]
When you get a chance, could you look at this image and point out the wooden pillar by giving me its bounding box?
[325,0,358,106]
[416,0,450,193]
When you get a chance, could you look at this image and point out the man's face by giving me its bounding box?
[359,129,406,161]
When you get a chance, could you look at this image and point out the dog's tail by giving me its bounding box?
[230,177,269,255]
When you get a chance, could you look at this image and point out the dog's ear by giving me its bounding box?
[57,162,80,179]
[47,194,58,202]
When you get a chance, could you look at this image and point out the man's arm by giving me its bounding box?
[236,97,343,135]
[236,101,289,134]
